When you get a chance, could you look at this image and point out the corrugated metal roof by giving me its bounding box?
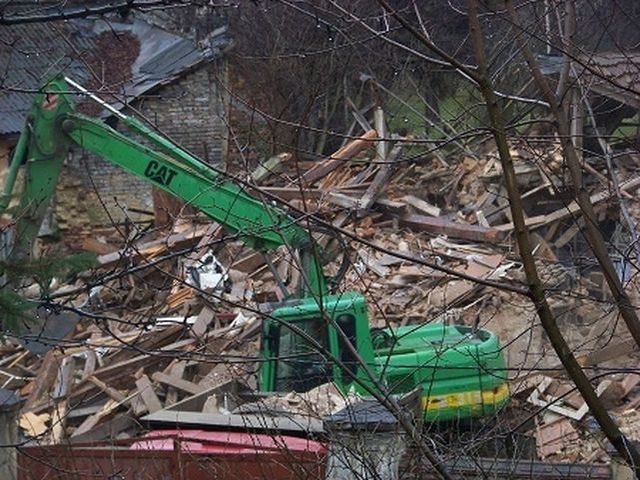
[0,18,226,135]
[0,22,92,134]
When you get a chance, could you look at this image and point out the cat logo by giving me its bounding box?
[144,160,178,187]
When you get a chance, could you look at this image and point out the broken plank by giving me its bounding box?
[621,371,640,398]
[553,218,584,248]
[166,287,194,310]
[70,414,137,444]
[183,222,223,262]
[374,106,387,162]
[164,360,186,406]
[358,146,401,214]
[151,372,205,396]
[401,194,442,217]
[297,129,377,185]
[357,249,389,277]
[135,375,162,414]
[50,401,68,444]
[106,325,184,367]
[495,175,640,232]
[535,418,580,459]
[373,198,406,216]
[22,350,62,412]
[81,237,117,255]
[81,349,98,380]
[19,412,50,438]
[87,376,127,403]
[259,186,363,202]
[579,338,637,366]
[131,393,147,417]
[428,280,477,309]
[400,214,502,243]
[325,191,360,210]
[476,210,490,227]
[66,404,107,419]
[97,225,210,268]
[52,356,76,400]
[251,153,291,183]
[231,251,266,273]
[346,98,374,132]
[191,307,216,339]
[70,402,108,436]
[72,390,138,439]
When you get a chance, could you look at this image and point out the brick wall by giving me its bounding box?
[136,61,228,165]
[60,61,228,228]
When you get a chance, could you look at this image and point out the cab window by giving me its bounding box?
[275,318,331,392]
[337,314,358,384]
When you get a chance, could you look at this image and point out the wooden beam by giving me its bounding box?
[251,153,290,183]
[164,361,186,406]
[494,175,640,232]
[297,129,377,186]
[22,350,61,412]
[87,376,127,403]
[374,106,387,162]
[325,192,360,210]
[97,225,210,268]
[400,214,503,243]
[346,98,374,132]
[401,194,441,217]
[135,375,162,414]
[191,307,215,339]
[358,146,401,214]
[259,186,365,202]
[151,372,205,396]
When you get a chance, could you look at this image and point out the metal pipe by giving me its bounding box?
[64,76,126,120]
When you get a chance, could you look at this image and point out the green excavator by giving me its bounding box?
[1,76,509,421]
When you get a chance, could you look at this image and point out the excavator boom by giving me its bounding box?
[1,76,328,297]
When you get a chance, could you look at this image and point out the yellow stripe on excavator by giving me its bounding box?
[422,382,510,412]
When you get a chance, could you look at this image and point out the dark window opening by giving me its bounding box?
[337,314,358,385]
[275,318,331,392]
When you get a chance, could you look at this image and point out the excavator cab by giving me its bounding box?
[258,291,510,422]
[258,291,376,395]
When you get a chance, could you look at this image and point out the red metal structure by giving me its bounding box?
[18,429,327,479]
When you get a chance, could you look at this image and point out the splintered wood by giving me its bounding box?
[5,217,260,445]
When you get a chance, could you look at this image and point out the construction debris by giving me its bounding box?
[3,114,640,468]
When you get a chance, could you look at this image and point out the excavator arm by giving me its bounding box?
[1,76,329,297]
[1,78,511,422]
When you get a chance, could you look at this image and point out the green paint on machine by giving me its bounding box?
[3,76,510,422]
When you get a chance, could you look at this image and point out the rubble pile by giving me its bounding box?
[4,123,640,464]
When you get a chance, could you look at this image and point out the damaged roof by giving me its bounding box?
[539,52,640,109]
[0,18,228,135]
[571,52,640,109]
